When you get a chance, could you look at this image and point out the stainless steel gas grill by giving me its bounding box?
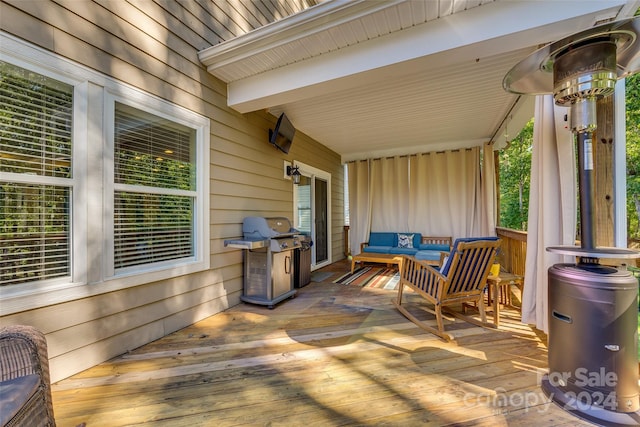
[224,217,301,308]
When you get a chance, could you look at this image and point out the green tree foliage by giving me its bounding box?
[498,119,533,230]
[626,73,640,241]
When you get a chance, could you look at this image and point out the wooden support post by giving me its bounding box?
[494,149,501,227]
[595,96,615,248]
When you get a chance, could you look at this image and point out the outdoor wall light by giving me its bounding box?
[286,165,301,184]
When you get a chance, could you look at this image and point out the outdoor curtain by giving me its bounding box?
[480,142,498,236]
[347,159,372,257]
[371,156,410,231]
[522,94,576,333]
[408,147,484,238]
[348,146,495,255]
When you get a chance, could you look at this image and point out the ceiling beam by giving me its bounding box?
[217,1,625,113]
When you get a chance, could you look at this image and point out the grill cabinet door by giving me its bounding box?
[272,251,294,298]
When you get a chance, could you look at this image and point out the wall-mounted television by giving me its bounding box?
[269,112,295,154]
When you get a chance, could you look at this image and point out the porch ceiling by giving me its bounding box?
[198,0,640,162]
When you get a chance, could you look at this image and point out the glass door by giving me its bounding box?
[314,177,328,265]
[293,162,331,270]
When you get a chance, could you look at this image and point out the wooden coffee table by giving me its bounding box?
[351,253,404,273]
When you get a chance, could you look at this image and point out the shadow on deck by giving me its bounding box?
[51,259,592,426]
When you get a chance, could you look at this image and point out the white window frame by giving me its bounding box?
[103,90,210,281]
[0,49,88,297]
[0,33,210,314]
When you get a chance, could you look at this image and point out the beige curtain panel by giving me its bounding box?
[348,159,372,256]
[481,142,498,236]
[409,147,483,239]
[348,146,495,256]
[371,156,410,232]
[522,94,577,333]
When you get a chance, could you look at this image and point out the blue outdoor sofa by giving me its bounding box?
[360,232,452,263]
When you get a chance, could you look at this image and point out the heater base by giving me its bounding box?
[541,375,640,427]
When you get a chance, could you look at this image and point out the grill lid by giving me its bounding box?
[243,216,298,239]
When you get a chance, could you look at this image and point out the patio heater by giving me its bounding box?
[503,17,640,426]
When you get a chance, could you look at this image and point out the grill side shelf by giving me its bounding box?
[224,239,268,250]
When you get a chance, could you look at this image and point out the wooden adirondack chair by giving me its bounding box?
[393,237,502,341]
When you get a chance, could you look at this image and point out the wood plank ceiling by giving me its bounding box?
[199,0,638,161]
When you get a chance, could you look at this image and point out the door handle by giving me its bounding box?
[285,255,291,274]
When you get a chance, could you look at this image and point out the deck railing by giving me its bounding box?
[495,227,527,276]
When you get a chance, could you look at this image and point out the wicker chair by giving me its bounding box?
[0,325,56,427]
[393,237,501,341]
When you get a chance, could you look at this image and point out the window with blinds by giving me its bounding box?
[0,62,73,286]
[113,102,197,270]
[1,44,210,296]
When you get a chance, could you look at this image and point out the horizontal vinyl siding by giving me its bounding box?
[0,0,343,382]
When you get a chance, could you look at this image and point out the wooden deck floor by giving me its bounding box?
[51,260,591,426]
